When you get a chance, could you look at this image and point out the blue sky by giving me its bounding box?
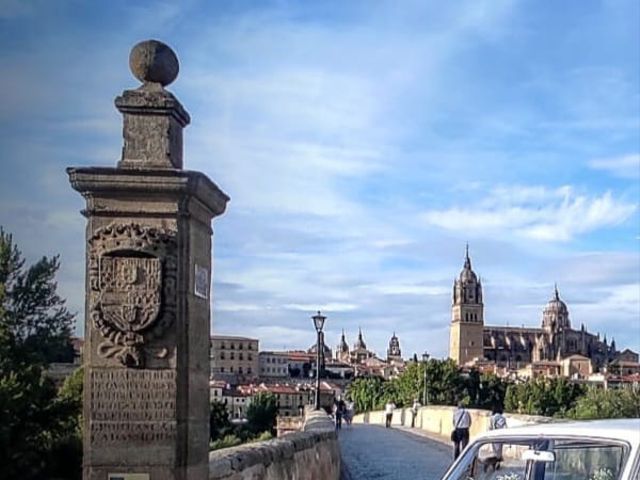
[1,0,638,359]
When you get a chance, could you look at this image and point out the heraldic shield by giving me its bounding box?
[89,223,177,367]
[99,256,162,335]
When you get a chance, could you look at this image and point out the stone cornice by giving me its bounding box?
[67,167,229,219]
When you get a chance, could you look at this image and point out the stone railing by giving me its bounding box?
[209,410,340,480]
[353,405,554,441]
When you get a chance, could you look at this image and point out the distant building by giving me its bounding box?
[287,351,315,379]
[336,330,350,363]
[387,332,402,363]
[350,328,375,364]
[259,351,290,377]
[449,247,638,377]
[45,336,84,386]
[307,332,332,371]
[210,335,259,380]
[210,380,339,420]
[332,329,405,379]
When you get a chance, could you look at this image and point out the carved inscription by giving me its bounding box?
[90,369,176,445]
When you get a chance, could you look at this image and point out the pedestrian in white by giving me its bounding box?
[485,406,507,471]
[410,398,421,428]
[384,401,396,428]
[451,401,471,459]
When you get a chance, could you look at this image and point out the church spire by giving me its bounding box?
[554,282,560,301]
[338,329,349,354]
[464,243,471,269]
[354,326,367,350]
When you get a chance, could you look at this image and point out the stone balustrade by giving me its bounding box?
[209,410,340,480]
[353,405,554,441]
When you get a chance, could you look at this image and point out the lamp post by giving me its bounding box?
[422,352,430,405]
[312,311,326,410]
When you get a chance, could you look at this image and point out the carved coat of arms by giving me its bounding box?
[88,224,176,367]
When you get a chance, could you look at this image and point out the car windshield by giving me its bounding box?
[445,437,630,480]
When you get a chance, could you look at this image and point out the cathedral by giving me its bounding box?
[336,329,404,366]
[449,247,635,372]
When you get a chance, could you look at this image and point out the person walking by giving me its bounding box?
[384,401,395,428]
[344,399,354,428]
[410,398,421,428]
[451,401,472,459]
[485,406,507,471]
[334,396,346,431]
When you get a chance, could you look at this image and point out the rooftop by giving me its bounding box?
[211,335,259,341]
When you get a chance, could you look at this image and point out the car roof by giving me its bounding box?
[477,418,640,444]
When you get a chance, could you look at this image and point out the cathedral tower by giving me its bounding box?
[337,329,350,362]
[387,332,402,363]
[449,245,485,365]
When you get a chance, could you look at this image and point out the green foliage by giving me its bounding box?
[424,358,466,405]
[0,229,80,479]
[246,392,277,435]
[504,377,585,417]
[210,434,242,451]
[347,359,510,413]
[0,229,75,368]
[567,387,640,420]
[476,373,509,410]
[210,400,232,441]
[348,376,386,412]
[253,431,273,442]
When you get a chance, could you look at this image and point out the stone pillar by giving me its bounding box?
[68,40,229,480]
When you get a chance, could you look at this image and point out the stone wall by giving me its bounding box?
[209,410,340,480]
[353,406,554,441]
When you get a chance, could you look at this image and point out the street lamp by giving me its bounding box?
[422,352,430,405]
[312,311,326,410]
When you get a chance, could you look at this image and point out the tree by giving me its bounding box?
[210,400,232,441]
[568,387,640,420]
[476,373,508,410]
[424,358,465,405]
[246,392,277,435]
[348,376,385,412]
[504,377,585,417]
[0,228,79,479]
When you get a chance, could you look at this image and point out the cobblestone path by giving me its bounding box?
[339,424,453,480]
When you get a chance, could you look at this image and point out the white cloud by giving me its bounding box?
[422,185,636,241]
[284,303,359,312]
[367,284,449,296]
[589,154,640,179]
[214,301,265,313]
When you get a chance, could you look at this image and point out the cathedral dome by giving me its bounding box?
[308,342,332,356]
[544,286,568,315]
[542,285,570,330]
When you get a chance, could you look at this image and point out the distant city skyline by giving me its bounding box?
[0,1,638,358]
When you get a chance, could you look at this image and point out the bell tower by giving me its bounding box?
[449,245,485,365]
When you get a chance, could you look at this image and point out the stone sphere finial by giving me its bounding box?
[129,39,179,87]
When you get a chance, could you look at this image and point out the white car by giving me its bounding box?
[441,419,640,480]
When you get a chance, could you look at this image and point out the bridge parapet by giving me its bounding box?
[209,410,340,480]
[353,406,554,442]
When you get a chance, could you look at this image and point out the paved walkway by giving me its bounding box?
[339,424,454,480]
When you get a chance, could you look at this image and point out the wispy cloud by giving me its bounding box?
[422,185,636,242]
[589,154,640,179]
[284,303,359,312]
